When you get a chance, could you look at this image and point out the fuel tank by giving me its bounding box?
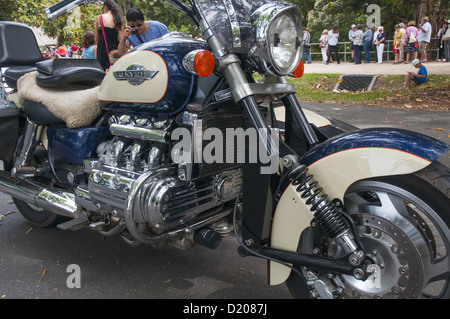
[98,33,209,115]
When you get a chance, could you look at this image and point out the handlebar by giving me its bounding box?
[45,0,100,20]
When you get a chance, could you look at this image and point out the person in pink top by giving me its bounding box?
[404,20,419,63]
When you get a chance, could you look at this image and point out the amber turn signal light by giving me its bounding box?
[292,60,304,78]
[183,49,215,77]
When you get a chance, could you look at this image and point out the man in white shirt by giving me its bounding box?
[348,24,356,62]
[418,16,432,62]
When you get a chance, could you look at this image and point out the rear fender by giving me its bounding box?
[269,128,450,285]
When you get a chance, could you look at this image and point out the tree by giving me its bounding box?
[134,0,198,35]
[2,0,447,51]
[0,0,102,46]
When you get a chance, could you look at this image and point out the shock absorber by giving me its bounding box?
[283,155,365,266]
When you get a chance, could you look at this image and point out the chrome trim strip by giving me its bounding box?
[110,123,169,143]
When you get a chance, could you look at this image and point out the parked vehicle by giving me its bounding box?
[0,0,449,298]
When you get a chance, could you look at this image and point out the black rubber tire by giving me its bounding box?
[12,198,68,228]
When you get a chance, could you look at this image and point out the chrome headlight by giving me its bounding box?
[251,2,302,76]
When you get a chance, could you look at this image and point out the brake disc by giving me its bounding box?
[337,214,424,299]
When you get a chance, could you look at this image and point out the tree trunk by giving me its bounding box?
[123,0,131,13]
[414,0,449,59]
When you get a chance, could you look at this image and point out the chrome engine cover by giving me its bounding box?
[133,169,242,233]
[86,110,243,238]
[88,163,242,234]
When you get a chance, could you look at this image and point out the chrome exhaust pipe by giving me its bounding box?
[0,170,77,218]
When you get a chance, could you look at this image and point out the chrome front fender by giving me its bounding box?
[269,128,450,285]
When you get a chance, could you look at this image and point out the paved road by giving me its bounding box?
[0,195,292,299]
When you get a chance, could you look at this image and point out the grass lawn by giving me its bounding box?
[288,73,450,111]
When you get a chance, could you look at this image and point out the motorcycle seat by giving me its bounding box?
[17,72,102,128]
[35,58,105,88]
[4,66,37,90]
[23,100,64,126]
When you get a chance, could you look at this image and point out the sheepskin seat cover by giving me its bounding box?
[17,71,101,128]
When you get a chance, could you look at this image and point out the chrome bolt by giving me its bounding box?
[353,268,365,280]
[399,266,409,276]
[392,286,402,295]
[391,244,400,254]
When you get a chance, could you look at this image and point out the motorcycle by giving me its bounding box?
[0,0,449,299]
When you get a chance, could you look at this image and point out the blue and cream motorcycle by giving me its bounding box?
[0,0,449,298]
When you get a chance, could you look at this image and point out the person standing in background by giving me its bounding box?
[393,24,401,63]
[417,16,432,62]
[326,25,340,65]
[437,22,446,61]
[301,28,312,64]
[405,20,419,64]
[363,24,373,63]
[442,20,450,62]
[348,24,356,62]
[352,24,364,64]
[319,29,329,64]
[398,23,406,63]
[82,31,97,59]
[375,26,386,63]
[95,0,124,71]
[372,26,380,62]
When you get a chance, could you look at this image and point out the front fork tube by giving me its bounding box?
[213,45,364,270]
[239,94,364,269]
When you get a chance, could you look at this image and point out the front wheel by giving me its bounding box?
[286,161,450,299]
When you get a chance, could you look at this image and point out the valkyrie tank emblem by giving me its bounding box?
[113,63,159,86]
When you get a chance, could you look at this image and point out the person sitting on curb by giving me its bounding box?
[403,59,427,89]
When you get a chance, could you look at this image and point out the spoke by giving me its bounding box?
[346,190,410,221]
[423,253,450,285]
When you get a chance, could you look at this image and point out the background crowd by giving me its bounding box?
[42,1,450,71]
[302,16,450,65]
[43,0,169,72]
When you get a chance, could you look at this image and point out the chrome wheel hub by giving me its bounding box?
[337,214,423,298]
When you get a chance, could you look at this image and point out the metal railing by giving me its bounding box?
[306,37,439,62]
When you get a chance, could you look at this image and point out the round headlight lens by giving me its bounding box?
[268,14,299,74]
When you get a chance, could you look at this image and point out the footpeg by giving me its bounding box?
[11,166,49,177]
[57,216,89,231]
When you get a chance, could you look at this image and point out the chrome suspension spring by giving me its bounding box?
[288,164,347,238]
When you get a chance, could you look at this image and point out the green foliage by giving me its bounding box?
[134,0,197,34]
[1,0,447,50]
[0,0,102,46]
